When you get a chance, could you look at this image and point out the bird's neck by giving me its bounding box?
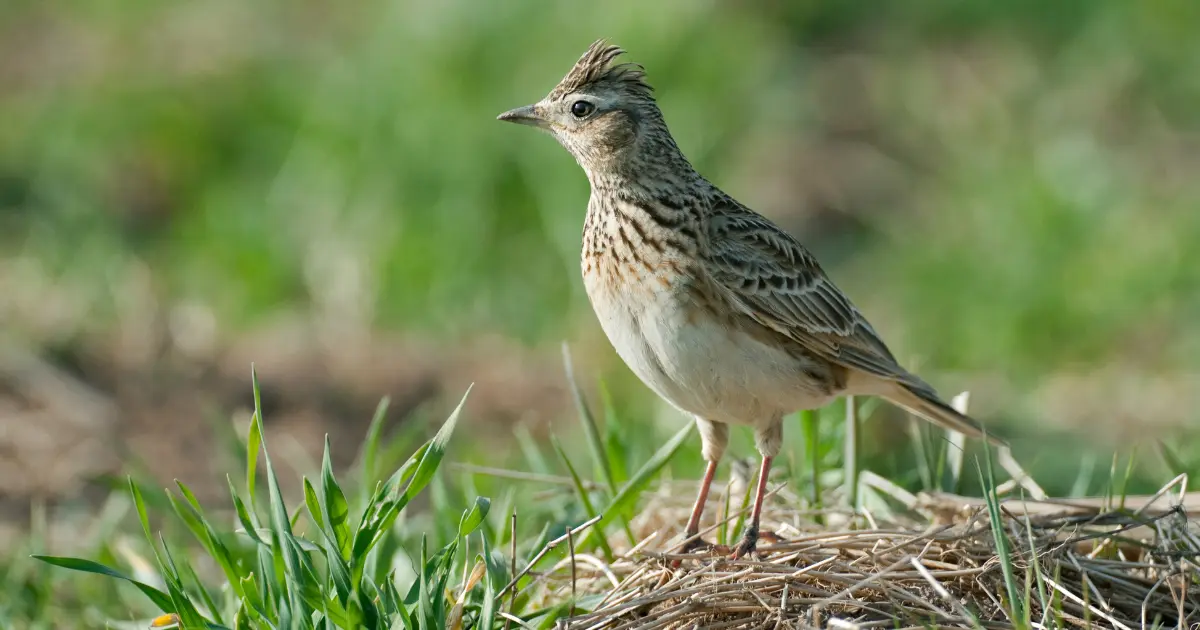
[584,133,711,205]
[583,141,714,249]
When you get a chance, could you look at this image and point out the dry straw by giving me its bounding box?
[519,475,1199,629]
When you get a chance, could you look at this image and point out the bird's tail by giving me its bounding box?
[881,381,1007,447]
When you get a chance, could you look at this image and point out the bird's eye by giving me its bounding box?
[570,100,595,118]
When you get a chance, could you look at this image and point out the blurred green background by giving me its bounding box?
[3,0,1200,622]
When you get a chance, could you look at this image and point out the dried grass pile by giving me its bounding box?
[524,478,1200,629]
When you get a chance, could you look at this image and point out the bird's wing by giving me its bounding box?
[703,198,924,388]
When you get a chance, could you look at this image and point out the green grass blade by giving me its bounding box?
[551,437,616,561]
[383,443,428,498]
[32,556,176,613]
[127,476,175,587]
[227,475,265,546]
[731,463,754,541]
[234,602,252,630]
[169,481,244,600]
[391,594,416,630]
[908,418,933,491]
[326,543,354,608]
[287,538,326,613]
[717,483,731,546]
[801,410,821,513]
[416,537,433,627]
[129,477,155,549]
[173,479,205,515]
[356,579,382,629]
[514,423,552,475]
[350,502,392,581]
[178,553,224,626]
[382,568,405,618]
[602,422,693,524]
[977,446,1025,625]
[321,436,352,560]
[157,534,210,629]
[302,476,324,531]
[362,396,392,484]
[402,386,471,504]
[1118,447,1137,511]
[475,549,498,630]
[480,533,509,628]
[1022,497,1051,628]
[238,574,267,622]
[166,490,208,546]
[933,430,948,492]
[599,382,630,487]
[247,368,263,510]
[561,343,617,495]
[249,367,305,616]
[1070,452,1096,497]
[1104,452,1118,512]
[253,545,279,617]
[277,600,293,630]
[352,387,471,586]
[1155,440,1190,476]
[596,390,637,545]
[458,497,491,538]
[945,394,968,494]
[322,596,358,629]
[843,397,859,510]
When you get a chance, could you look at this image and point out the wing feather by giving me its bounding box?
[701,197,1003,444]
[703,198,923,389]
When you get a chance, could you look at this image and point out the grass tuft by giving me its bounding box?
[36,369,479,629]
[26,366,1200,629]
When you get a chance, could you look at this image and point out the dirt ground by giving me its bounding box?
[0,326,580,547]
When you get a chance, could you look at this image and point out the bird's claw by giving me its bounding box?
[728,527,785,560]
[730,538,757,559]
[677,535,718,555]
[672,527,788,566]
[669,535,733,568]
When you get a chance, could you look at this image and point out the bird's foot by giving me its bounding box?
[729,526,786,560]
[730,535,757,560]
[677,535,719,555]
[669,534,732,568]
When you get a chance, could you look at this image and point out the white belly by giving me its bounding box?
[585,270,836,426]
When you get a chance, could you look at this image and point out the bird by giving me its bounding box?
[498,40,1004,559]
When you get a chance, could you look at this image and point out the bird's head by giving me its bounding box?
[498,40,667,175]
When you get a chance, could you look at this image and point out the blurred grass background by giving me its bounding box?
[2,0,1200,625]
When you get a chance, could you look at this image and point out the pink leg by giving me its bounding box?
[732,455,773,559]
[679,460,718,551]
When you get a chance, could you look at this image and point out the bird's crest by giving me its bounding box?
[549,39,653,100]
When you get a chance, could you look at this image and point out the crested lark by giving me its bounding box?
[499,40,1003,558]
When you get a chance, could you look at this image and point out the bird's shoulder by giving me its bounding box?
[699,191,907,377]
[702,193,823,278]
[701,193,848,330]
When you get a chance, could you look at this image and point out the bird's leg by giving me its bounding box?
[678,459,719,553]
[731,454,772,559]
[732,419,784,559]
[674,419,727,557]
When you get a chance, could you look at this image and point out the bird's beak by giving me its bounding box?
[496,104,546,128]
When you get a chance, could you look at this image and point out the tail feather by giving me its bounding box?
[882,382,1007,447]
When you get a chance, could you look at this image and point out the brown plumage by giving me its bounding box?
[499,40,1003,558]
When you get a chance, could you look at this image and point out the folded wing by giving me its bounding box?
[703,197,1002,445]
